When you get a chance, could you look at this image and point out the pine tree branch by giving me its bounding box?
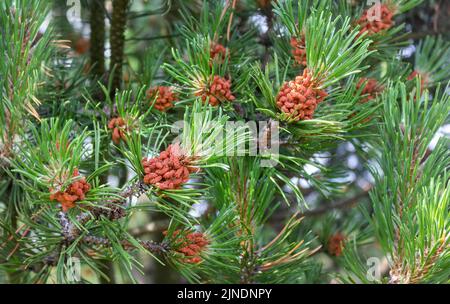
[59,180,148,241]
[83,235,169,254]
[25,235,168,275]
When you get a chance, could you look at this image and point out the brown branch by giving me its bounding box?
[226,0,238,42]
[83,235,168,255]
[60,180,148,241]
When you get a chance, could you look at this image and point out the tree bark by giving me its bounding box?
[90,0,106,77]
[109,0,129,96]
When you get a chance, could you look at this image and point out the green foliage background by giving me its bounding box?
[0,0,448,284]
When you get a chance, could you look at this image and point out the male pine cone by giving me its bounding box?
[142,144,197,190]
[276,69,327,121]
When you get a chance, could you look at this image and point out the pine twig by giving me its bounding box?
[83,235,169,255]
[226,0,238,42]
[60,180,148,241]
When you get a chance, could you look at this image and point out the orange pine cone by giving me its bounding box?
[195,76,236,106]
[257,0,272,9]
[276,69,327,121]
[164,230,209,264]
[407,70,427,87]
[108,117,127,144]
[356,77,382,103]
[49,168,91,212]
[290,36,307,66]
[327,233,346,257]
[74,37,90,55]
[407,70,427,96]
[146,86,178,111]
[142,144,197,190]
[356,4,394,36]
[210,42,227,62]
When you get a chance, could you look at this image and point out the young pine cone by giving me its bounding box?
[210,42,227,62]
[276,69,327,121]
[407,70,427,86]
[356,4,394,36]
[356,78,382,103]
[256,0,272,9]
[407,71,427,96]
[142,144,197,190]
[290,36,307,66]
[49,169,91,212]
[195,76,236,106]
[164,230,209,264]
[108,117,127,145]
[74,37,90,55]
[146,86,178,112]
[327,233,346,257]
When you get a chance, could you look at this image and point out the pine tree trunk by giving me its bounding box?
[90,0,105,77]
[109,0,129,95]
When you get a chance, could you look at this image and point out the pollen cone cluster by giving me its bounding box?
[146,86,178,112]
[256,0,272,9]
[142,144,197,190]
[407,70,427,96]
[356,77,382,103]
[290,36,307,66]
[356,4,394,36]
[50,169,91,212]
[276,69,328,121]
[327,233,346,257]
[210,42,227,62]
[165,230,209,264]
[74,37,90,55]
[195,75,236,106]
[108,117,127,144]
[407,70,427,86]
